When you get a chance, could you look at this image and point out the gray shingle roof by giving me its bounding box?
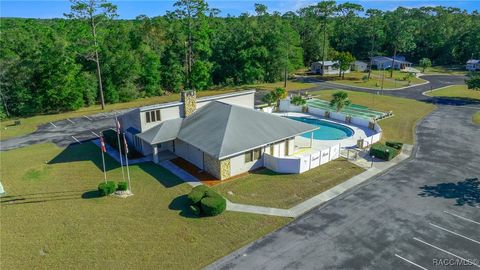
[136,118,183,145]
[177,101,318,159]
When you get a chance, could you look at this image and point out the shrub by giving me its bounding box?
[117,181,128,191]
[187,185,209,205]
[200,196,227,216]
[386,141,403,150]
[98,181,117,196]
[186,185,226,217]
[369,143,399,161]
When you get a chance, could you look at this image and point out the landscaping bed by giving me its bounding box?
[213,158,364,209]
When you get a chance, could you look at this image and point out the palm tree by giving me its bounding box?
[330,91,351,112]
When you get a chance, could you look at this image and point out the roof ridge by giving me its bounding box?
[216,102,234,158]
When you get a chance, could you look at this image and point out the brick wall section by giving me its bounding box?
[204,153,231,180]
[181,90,197,117]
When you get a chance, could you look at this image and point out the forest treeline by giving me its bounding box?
[1,0,479,117]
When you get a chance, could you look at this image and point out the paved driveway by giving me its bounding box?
[208,103,480,270]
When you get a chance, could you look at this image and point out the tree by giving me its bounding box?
[330,91,351,112]
[333,51,355,78]
[314,1,337,73]
[174,0,212,90]
[365,9,384,79]
[65,0,118,110]
[291,95,306,106]
[261,92,275,106]
[385,8,416,77]
[419,58,432,72]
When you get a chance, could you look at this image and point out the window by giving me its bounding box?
[145,110,161,123]
[253,148,261,160]
[244,148,262,163]
[146,111,151,123]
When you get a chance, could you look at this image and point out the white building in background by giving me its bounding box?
[310,60,351,75]
[466,59,480,71]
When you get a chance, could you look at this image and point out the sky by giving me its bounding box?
[1,0,478,19]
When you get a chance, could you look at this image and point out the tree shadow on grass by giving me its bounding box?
[81,190,102,199]
[168,194,199,218]
[418,178,480,207]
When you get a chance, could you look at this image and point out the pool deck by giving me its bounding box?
[277,112,378,149]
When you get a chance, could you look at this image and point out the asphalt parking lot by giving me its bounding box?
[208,104,480,270]
[0,110,126,151]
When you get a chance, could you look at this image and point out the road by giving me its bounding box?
[209,76,480,269]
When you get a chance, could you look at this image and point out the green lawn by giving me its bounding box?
[425,85,480,101]
[214,159,364,209]
[313,70,425,89]
[473,112,480,125]
[312,90,436,144]
[0,143,289,269]
[414,65,468,75]
[244,80,315,92]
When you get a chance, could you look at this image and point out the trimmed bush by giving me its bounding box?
[117,181,128,191]
[186,185,226,217]
[190,205,201,216]
[386,141,403,150]
[370,143,399,161]
[187,185,209,205]
[200,196,227,216]
[98,181,117,196]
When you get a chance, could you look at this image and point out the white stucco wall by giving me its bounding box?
[174,139,204,169]
[229,152,264,176]
[197,92,254,110]
[140,106,181,132]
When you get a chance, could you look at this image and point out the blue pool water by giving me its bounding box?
[288,117,354,140]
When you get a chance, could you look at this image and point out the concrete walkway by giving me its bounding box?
[158,143,413,218]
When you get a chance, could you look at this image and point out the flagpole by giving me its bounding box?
[100,133,107,183]
[115,117,126,182]
[122,132,132,193]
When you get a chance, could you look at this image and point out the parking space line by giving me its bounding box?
[67,118,75,124]
[395,254,428,270]
[49,122,57,128]
[444,211,480,225]
[413,237,480,268]
[71,136,81,144]
[430,223,480,245]
[83,115,92,121]
[91,131,100,138]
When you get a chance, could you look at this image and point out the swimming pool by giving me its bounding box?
[288,117,354,140]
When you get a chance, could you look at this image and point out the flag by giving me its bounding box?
[116,119,121,134]
[123,133,129,154]
[100,136,106,153]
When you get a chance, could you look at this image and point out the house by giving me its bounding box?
[310,61,351,75]
[371,56,412,70]
[352,60,368,72]
[119,90,318,180]
[466,59,480,71]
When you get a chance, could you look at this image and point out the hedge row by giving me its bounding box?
[385,141,403,150]
[370,143,399,161]
[98,181,129,196]
[187,185,226,217]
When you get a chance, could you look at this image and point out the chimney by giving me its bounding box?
[181,90,196,117]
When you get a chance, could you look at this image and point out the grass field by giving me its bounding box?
[214,158,364,209]
[312,90,436,144]
[315,70,425,89]
[245,80,315,92]
[473,112,480,125]
[414,65,468,75]
[0,143,289,269]
[425,85,480,101]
